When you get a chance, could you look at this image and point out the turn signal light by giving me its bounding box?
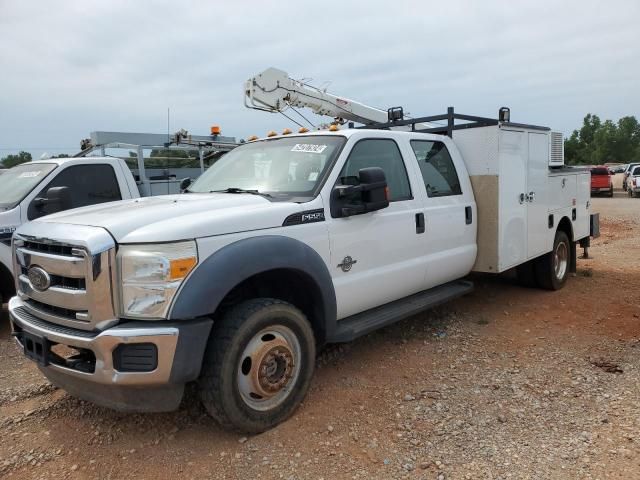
[298,127,309,133]
[210,125,221,135]
[169,257,197,281]
[329,124,339,132]
[247,135,258,141]
[282,128,292,135]
[267,130,278,137]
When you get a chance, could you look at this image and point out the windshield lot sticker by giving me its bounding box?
[291,144,327,154]
[18,171,41,178]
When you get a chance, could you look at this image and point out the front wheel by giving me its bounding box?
[199,298,316,433]
[535,230,571,290]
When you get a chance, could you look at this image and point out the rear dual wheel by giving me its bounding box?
[535,230,570,290]
[517,230,571,290]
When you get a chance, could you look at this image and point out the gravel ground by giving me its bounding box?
[0,177,639,479]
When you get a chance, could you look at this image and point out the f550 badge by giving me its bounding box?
[0,226,17,242]
[301,211,324,223]
[282,209,325,227]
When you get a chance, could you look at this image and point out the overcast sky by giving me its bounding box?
[1,0,639,158]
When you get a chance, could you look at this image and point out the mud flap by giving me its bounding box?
[570,242,577,273]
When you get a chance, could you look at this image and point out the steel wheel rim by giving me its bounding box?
[237,325,302,411]
[554,241,568,280]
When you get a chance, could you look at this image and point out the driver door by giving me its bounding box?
[327,138,428,320]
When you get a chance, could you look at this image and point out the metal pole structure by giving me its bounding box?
[199,146,205,174]
[447,107,454,138]
[137,145,149,196]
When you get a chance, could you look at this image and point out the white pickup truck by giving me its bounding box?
[0,157,140,304]
[1,131,237,305]
[8,115,597,433]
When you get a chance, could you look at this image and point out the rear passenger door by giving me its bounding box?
[409,139,476,288]
[327,138,428,320]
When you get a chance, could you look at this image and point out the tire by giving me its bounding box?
[629,188,634,198]
[199,298,316,433]
[534,230,571,290]
[516,260,538,288]
[608,187,614,197]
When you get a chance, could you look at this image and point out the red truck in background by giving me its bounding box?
[590,166,613,197]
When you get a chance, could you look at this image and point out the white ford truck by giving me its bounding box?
[0,157,141,305]
[0,130,237,305]
[9,109,597,433]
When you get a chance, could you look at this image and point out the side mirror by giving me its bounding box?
[330,167,389,218]
[180,177,192,192]
[33,186,72,215]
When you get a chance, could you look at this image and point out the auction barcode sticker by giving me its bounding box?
[18,171,41,178]
[291,144,327,154]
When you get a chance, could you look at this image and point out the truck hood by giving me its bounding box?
[35,194,305,243]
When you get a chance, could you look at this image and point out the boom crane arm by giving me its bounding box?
[244,68,389,125]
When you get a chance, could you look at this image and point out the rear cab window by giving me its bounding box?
[410,140,462,197]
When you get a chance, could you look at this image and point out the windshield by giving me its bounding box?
[632,167,640,176]
[0,163,57,210]
[188,136,346,198]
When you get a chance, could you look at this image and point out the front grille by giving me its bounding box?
[14,226,117,332]
[20,267,86,290]
[23,240,74,257]
[25,299,86,323]
[11,306,97,339]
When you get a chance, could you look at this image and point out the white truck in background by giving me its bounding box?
[8,69,598,433]
[0,130,237,305]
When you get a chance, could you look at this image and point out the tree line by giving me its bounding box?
[564,114,640,165]
[0,151,69,168]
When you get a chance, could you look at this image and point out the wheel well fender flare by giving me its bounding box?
[169,235,337,332]
[557,216,574,241]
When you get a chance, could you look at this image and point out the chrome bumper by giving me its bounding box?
[9,295,212,385]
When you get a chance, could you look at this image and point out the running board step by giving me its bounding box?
[329,280,473,343]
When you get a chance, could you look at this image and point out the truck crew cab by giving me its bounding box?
[9,113,595,433]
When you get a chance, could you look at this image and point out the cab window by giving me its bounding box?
[338,139,411,202]
[28,164,122,219]
[410,140,462,197]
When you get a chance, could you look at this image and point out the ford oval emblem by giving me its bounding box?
[28,266,51,292]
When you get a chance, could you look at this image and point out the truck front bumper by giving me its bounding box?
[8,296,212,412]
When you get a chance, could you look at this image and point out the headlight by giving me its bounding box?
[118,241,198,319]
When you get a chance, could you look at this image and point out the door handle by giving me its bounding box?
[415,213,425,234]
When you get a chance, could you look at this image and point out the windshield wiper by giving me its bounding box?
[210,187,273,198]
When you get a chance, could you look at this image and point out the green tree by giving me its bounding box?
[564,114,640,165]
[0,151,32,168]
[51,153,70,159]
